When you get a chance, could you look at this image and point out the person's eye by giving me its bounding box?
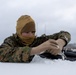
[32,31,35,33]
[26,32,29,33]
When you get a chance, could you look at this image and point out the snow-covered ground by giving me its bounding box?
[0,55,76,75]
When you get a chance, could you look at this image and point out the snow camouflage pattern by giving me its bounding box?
[0,31,71,62]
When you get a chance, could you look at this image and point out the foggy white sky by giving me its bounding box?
[0,0,76,44]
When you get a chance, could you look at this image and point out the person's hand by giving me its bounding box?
[47,39,66,55]
[41,39,59,50]
[30,39,59,55]
[55,39,65,54]
[48,46,61,55]
[49,39,65,55]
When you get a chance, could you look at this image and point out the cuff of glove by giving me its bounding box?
[59,36,69,46]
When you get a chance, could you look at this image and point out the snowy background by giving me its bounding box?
[0,55,76,75]
[0,0,76,75]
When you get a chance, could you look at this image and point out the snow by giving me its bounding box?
[0,55,76,75]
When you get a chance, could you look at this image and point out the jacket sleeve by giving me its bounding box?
[41,31,71,46]
[0,37,32,62]
[42,31,71,46]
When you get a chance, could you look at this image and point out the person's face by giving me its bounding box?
[21,31,35,37]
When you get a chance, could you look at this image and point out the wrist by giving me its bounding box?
[30,45,46,55]
[56,39,65,47]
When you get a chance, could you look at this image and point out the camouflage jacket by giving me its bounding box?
[0,31,71,63]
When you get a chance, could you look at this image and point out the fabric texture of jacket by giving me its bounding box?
[0,31,71,63]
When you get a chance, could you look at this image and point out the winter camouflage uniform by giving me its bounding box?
[0,15,71,63]
[0,31,71,62]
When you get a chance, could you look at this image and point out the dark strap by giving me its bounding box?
[39,50,76,61]
[39,52,62,59]
[64,50,76,61]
